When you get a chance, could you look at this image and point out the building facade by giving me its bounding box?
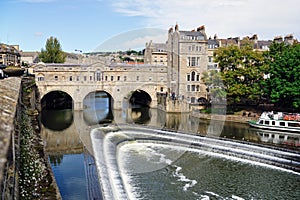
[0,43,21,66]
[167,24,208,104]
[144,41,168,66]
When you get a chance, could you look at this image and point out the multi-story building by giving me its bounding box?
[0,43,21,66]
[207,35,219,71]
[167,24,208,104]
[144,41,168,66]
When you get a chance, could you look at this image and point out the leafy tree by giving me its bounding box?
[39,36,66,63]
[213,42,265,105]
[262,42,300,109]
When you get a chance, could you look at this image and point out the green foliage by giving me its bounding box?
[262,42,300,109]
[39,36,66,63]
[201,70,226,101]
[213,43,265,105]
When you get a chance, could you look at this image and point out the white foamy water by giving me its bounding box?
[92,125,300,200]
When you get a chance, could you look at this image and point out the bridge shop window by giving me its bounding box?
[37,76,44,81]
[96,71,101,81]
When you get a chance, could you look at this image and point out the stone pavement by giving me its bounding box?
[0,77,21,185]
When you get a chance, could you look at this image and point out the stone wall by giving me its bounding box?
[0,77,21,193]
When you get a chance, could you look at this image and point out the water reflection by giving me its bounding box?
[83,91,114,125]
[41,109,73,131]
[256,130,300,148]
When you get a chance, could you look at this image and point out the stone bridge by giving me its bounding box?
[32,62,168,110]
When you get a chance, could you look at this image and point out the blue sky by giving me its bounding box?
[1,0,299,53]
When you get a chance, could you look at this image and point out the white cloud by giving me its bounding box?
[112,0,300,40]
[34,32,43,37]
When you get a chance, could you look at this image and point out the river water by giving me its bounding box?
[40,96,300,200]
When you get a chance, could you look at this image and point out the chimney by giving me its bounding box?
[214,34,218,40]
[175,23,179,31]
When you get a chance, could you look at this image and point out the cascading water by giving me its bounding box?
[91,124,300,200]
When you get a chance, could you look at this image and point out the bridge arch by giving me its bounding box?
[41,90,73,110]
[129,89,152,107]
[82,90,114,125]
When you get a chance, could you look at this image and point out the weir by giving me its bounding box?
[91,124,300,200]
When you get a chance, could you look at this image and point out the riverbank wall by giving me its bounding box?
[191,110,259,124]
[0,76,61,199]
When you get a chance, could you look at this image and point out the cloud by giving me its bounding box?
[112,0,300,40]
[34,32,43,37]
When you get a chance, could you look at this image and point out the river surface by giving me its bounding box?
[40,96,300,200]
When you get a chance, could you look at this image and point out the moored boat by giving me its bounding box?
[248,111,300,133]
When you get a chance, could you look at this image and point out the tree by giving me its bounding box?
[262,42,300,109]
[39,36,66,63]
[213,42,265,105]
[201,70,226,102]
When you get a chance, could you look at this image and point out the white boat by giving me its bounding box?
[248,111,300,133]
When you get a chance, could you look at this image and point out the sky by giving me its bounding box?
[1,0,299,53]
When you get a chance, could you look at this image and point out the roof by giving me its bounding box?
[0,43,21,55]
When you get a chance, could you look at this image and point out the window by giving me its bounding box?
[191,71,196,81]
[196,85,200,91]
[187,74,190,81]
[196,74,199,81]
[187,85,190,91]
[264,120,270,125]
[84,76,87,81]
[191,85,195,91]
[136,76,139,81]
[188,57,200,66]
[90,76,93,81]
[288,122,300,127]
[160,87,163,92]
[208,56,212,62]
[105,76,108,81]
[37,76,44,81]
[279,122,285,126]
[117,76,120,81]
[77,76,80,81]
[272,121,275,125]
[124,76,127,81]
[96,71,101,81]
[111,76,114,81]
[69,76,72,81]
[54,75,58,81]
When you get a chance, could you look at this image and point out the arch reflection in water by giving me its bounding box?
[83,91,114,125]
[41,109,73,131]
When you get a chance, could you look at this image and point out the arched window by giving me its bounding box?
[191,71,196,81]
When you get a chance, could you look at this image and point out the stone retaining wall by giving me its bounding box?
[0,77,21,190]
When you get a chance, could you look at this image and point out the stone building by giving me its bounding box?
[0,43,21,66]
[167,24,208,104]
[207,35,219,71]
[144,41,168,66]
